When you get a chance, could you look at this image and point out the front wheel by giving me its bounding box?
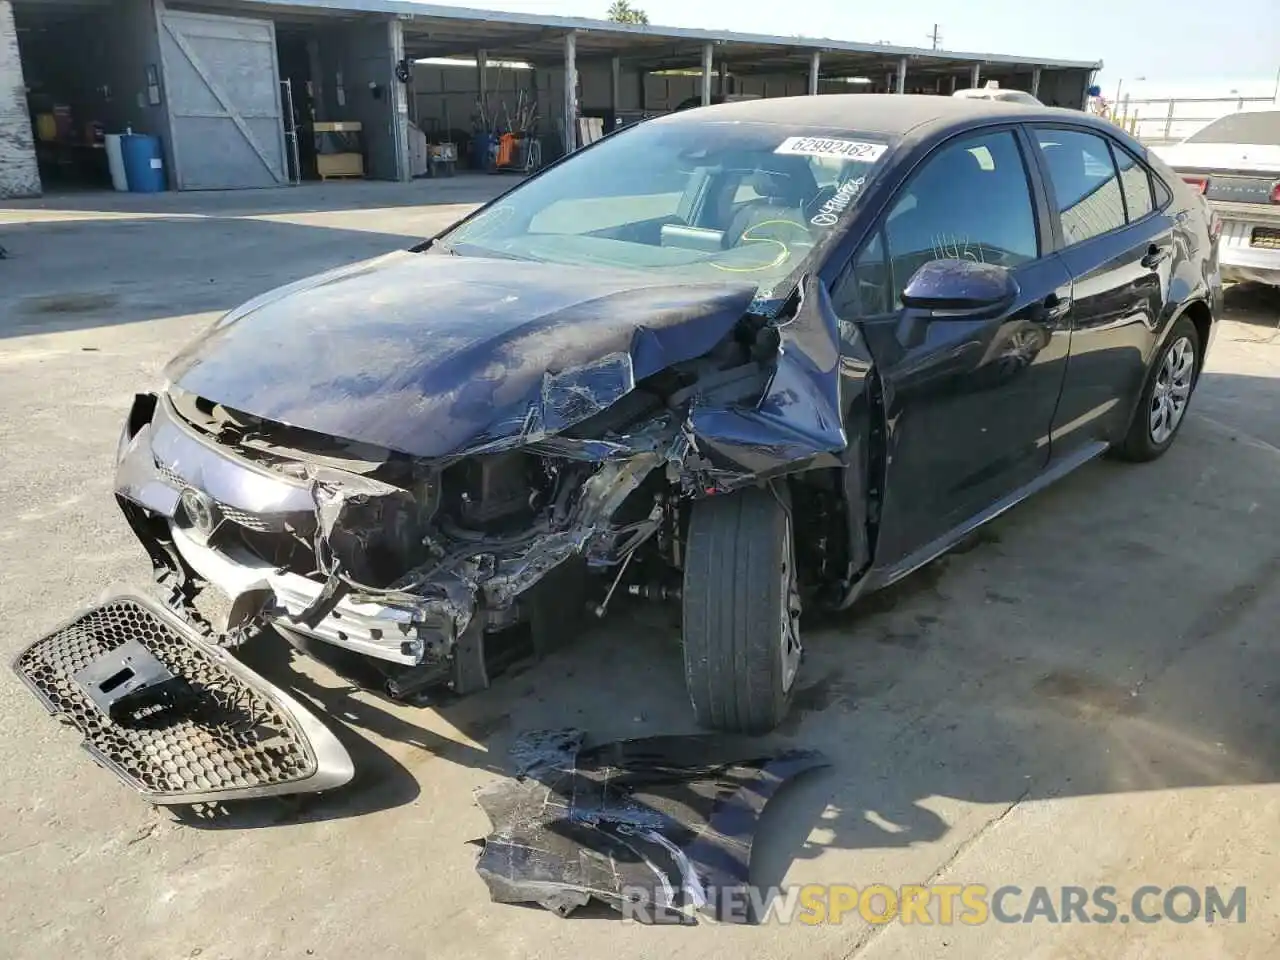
[681,486,802,733]
[1113,316,1201,462]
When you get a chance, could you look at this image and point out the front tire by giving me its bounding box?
[1114,316,1201,462]
[681,486,802,733]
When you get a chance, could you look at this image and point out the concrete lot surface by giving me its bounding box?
[1,181,1278,959]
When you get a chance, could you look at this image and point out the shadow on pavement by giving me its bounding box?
[0,178,507,340]
[0,217,423,337]
[1223,281,1280,331]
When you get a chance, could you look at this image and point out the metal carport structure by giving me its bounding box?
[0,0,1100,197]
[260,0,1100,152]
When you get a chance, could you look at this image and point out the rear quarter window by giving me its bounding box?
[1113,147,1154,221]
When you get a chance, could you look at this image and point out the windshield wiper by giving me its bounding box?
[410,237,456,255]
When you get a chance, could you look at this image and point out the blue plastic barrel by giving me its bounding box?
[471,133,494,170]
[120,134,166,193]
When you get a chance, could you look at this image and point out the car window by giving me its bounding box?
[832,229,891,318]
[1152,173,1172,208]
[1033,129,1126,244]
[1113,147,1153,222]
[880,129,1038,306]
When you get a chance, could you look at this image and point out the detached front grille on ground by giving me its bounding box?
[14,595,321,803]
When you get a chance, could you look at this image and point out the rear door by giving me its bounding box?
[829,127,1073,571]
[1027,126,1173,456]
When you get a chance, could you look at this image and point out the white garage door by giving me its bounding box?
[159,10,287,190]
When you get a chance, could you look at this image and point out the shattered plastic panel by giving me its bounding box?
[686,275,849,488]
[474,730,828,923]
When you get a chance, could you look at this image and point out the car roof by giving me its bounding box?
[655,93,1088,140]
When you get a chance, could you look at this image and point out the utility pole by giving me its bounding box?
[927,24,942,50]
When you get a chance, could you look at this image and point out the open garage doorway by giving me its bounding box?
[11,0,170,193]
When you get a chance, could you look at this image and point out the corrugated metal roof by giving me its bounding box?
[241,0,1102,71]
[656,93,1080,136]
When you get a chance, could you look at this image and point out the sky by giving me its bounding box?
[418,0,1280,95]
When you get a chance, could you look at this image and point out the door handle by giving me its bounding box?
[1141,244,1171,269]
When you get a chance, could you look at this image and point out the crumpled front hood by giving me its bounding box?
[165,252,758,458]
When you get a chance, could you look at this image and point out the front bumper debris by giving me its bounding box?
[13,593,353,804]
[474,729,828,923]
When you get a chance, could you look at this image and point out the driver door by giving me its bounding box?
[831,127,1074,575]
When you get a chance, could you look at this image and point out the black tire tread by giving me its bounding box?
[682,487,792,733]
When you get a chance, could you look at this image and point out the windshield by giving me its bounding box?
[1186,110,1280,145]
[438,119,893,301]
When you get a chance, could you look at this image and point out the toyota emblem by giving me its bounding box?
[179,487,219,536]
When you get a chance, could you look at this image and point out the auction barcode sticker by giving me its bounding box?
[775,137,888,161]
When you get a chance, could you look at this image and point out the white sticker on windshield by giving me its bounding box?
[775,136,887,161]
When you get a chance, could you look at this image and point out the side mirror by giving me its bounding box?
[901,259,1019,315]
[896,259,1019,348]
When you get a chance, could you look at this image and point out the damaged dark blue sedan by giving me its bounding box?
[16,95,1222,803]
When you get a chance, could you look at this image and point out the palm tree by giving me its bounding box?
[607,1,650,25]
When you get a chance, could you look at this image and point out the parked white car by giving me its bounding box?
[1155,110,1280,286]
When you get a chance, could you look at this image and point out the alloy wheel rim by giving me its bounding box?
[1149,336,1195,445]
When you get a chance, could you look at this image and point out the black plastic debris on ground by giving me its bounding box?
[473,729,828,924]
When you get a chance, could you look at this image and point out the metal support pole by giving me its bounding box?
[477,49,488,100]
[1031,67,1042,98]
[809,51,820,95]
[390,19,409,182]
[610,56,621,114]
[281,79,301,185]
[563,32,577,152]
[970,62,981,88]
[896,56,907,94]
[719,60,727,97]
[950,74,958,93]
[701,43,713,106]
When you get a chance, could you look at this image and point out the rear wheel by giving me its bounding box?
[1113,316,1201,462]
[681,486,801,733]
